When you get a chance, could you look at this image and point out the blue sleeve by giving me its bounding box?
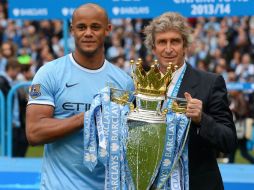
[125,76,135,102]
[126,76,135,92]
[28,64,56,107]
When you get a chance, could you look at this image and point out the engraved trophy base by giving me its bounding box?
[128,109,165,124]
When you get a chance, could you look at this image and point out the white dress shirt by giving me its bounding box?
[167,62,186,97]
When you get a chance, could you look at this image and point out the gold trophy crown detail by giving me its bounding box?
[130,58,178,97]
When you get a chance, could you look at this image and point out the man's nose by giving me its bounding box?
[165,42,173,53]
[84,27,93,36]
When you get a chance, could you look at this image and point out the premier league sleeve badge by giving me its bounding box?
[29,84,42,99]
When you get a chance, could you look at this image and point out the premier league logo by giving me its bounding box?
[29,84,41,99]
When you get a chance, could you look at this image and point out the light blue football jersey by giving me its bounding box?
[28,54,134,190]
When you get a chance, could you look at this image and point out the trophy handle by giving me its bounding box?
[109,87,135,105]
[167,96,187,114]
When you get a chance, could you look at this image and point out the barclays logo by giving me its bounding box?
[61,7,75,16]
[12,8,48,16]
[112,6,150,15]
[112,7,120,15]
[62,8,69,16]
[13,9,20,16]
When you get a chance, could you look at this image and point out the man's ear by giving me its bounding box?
[106,24,112,35]
[183,47,187,57]
[152,47,156,55]
[70,24,74,35]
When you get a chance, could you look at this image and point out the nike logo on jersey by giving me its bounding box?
[65,83,79,88]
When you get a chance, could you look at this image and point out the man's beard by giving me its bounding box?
[82,50,97,57]
[78,47,97,57]
[76,42,101,57]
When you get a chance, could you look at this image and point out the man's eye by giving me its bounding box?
[91,25,101,30]
[172,39,181,45]
[158,40,166,45]
[77,25,85,30]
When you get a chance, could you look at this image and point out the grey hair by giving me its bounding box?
[144,12,192,51]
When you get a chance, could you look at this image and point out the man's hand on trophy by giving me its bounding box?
[184,92,202,124]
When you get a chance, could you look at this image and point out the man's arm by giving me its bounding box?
[26,104,84,146]
[184,75,237,153]
[199,75,237,153]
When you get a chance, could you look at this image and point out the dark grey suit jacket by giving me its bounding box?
[177,64,237,190]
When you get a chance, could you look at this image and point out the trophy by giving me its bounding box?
[81,56,190,190]
[110,58,179,190]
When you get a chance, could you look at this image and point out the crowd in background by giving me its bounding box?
[0,2,254,161]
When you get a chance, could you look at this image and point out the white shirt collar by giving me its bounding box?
[167,62,186,96]
[69,53,108,73]
[171,62,186,85]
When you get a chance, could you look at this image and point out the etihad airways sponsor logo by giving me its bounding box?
[62,102,91,111]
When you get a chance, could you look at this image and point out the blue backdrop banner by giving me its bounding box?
[227,82,254,91]
[8,0,254,20]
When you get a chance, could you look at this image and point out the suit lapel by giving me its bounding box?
[177,64,199,99]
